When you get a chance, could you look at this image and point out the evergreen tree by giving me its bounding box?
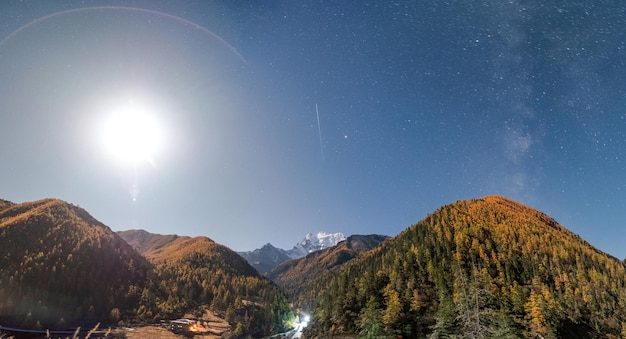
[357,296,384,339]
[429,292,458,339]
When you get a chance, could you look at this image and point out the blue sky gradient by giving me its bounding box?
[1,1,625,258]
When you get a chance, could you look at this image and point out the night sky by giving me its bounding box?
[1,1,626,258]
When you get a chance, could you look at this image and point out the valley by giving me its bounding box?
[2,196,626,338]
[3,0,625,338]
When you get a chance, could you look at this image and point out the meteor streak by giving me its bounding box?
[316,103,324,159]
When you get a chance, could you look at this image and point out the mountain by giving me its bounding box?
[238,232,346,274]
[117,229,294,336]
[236,243,292,275]
[118,229,259,276]
[306,195,626,338]
[0,198,13,211]
[0,199,151,330]
[287,232,346,258]
[0,199,294,336]
[116,229,179,255]
[267,234,389,302]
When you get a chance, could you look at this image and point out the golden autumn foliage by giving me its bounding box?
[0,199,151,329]
[267,234,388,303]
[0,200,294,336]
[118,230,294,336]
[306,195,626,338]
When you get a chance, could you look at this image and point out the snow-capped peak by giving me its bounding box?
[287,232,346,259]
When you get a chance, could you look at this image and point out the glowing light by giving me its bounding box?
[101,104,163,166]
[189,322,207,332]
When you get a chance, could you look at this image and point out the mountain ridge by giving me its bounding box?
[267,234,389,302]
[5,194,626,338]
[0,198,151,330]
[287,231,347,258]
[116,228,180,255]
[235,242,292,275]
[238,231,346,274]
[118,229,260,277]
[0,198,294,336]
[305,195,626,338]
[116,229,294,336]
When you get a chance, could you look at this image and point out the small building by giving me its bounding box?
[169,318,195,334]
[169,318,210,335]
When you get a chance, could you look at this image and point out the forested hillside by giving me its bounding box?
[0,200,294,337]
[116,229,180,254]
[6,195,625,338]
[306,195,626,338]
[118,229,295,337]
[268,234,388,304]
[0,199,151,329]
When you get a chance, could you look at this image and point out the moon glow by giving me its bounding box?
[101,105,162,167]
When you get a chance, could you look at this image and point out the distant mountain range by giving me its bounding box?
[237,231,347,274]
[0,199,292,336]
[3,195,626,338]
[287,232,347,258]
[236,243,292,275]
[267,234,389,300]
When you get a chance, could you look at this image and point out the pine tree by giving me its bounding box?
[357,296,383,339]
[429,292,458,339]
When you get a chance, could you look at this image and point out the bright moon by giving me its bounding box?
[101,106,162,166]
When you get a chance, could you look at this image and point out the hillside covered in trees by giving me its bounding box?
[5,195,626,338]
[305,195,626,338]
[0,199,151,330]
[0,200,294,337]
[118,229,295,337]
[267,234,389,304]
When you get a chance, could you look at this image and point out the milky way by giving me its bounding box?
[1,1,625,258]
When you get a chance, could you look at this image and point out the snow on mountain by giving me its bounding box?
[238,231,346,274]
[286,232,346,259]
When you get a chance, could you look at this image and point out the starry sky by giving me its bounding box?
[1,1,625,258]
